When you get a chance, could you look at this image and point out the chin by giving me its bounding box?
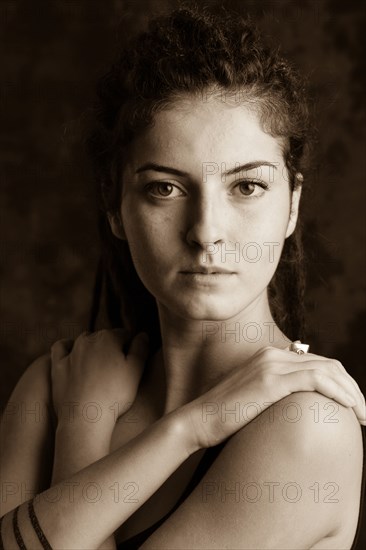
[165,294,250,322]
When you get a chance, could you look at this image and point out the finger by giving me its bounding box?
[281,358,360,401]
[286,352,360,393]
[278,357,365,419]
[284,353,365,414]
[330,362,365,418]
[50,339,74,363]
[263,347,365,420]
[301,354,362,396]
[284,369,365,419]
[330,371,366,422]
[285,369,366,425]
[107,328,132,352]
[278,348,365,411]
[329,361,365,407]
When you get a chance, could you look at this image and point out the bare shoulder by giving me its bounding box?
[17,351,52,390]
[245,390,363,459]
[221,391,363,547]
[242,390,363,446]
[1,351,53,420]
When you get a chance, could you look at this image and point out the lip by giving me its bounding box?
[180,266,236,274]
[179,272,235,285]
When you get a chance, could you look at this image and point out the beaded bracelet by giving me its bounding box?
[12,506,27,550]
[28,500,52,550]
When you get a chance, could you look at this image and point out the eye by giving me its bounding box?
[233,180,269,198]
[144,181,185,200]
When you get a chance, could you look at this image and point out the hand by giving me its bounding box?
[182,345,366,449]
[50,329,150,428]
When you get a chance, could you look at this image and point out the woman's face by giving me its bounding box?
[109,95,302,322]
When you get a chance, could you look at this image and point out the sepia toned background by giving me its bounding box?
[1,0,365,545]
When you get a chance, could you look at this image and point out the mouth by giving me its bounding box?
[180,272,234,275]
[178,264,237,287]
[180,267,236,275]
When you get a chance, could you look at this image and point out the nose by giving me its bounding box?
[185,194,226,249]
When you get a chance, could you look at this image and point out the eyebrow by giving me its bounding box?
[135,161,278,177]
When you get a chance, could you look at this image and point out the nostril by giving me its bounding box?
[184,212,226,248]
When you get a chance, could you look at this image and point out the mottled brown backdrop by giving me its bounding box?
[1,0,365,545]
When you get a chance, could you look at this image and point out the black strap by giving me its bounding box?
[28,500,52,550]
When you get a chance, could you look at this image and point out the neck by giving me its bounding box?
[149,293,292,415]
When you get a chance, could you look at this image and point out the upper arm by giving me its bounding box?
[142,392,363,549]
[0,353,56,515]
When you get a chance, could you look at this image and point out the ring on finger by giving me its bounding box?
[290,341,310,355]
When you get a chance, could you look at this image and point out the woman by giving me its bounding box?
[0,4,365,549]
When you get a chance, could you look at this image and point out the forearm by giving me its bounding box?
[51,419,112,484]
[51,420,117,549]
[0,408,196,550]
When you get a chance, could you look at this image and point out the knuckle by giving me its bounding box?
[325,359,343,374]
[313,371,325,385]
[50,340,59,350]
[332,359,344,370]
[327,360,339,373]
[74,332,86,346]
[51,338,67,350]
[73,331,92,350]
[78,330,90,341]
[91,329,110,342]
[260,346,274,360]
[78,330,99,343]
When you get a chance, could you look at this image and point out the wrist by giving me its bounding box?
[165,404,201,457]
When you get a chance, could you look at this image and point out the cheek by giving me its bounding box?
[236,204,289,242]
[233,200,290,270]
[260,190,291,232]
[121,203,173,272]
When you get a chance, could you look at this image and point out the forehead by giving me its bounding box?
[127,96,286,170]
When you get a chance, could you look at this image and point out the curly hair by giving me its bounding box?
[86,2,311,351]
